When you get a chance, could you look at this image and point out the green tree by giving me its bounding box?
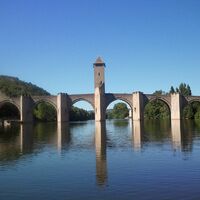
[153,90,166,95]
[0,75,50,97]
[182,102,200,119]
[107,103,129,119]
[144,100,170,119]
[69,106,94,121]
[183,105,194,119]
[176,83,191,96]
[169,86,175,94]
[33,103,57,122]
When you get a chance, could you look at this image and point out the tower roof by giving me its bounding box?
[95,56,104,64]
[94,56,105,66]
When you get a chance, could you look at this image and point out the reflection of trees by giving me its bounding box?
[33,122,57,142]
[20,124,34,153]
[113,119,129,127]
[171,119,200,154]
[0,125,22,165]
[181,120,195,153]
[143,119,171,141]
[0,124,34,165]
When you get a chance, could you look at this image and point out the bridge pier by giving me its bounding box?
[171,93,182,120]
[95,87,105,121]
[132,92,144,121]
[57,93,69,122]
[20,95,33,123]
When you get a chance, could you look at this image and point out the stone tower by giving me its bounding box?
[94,57,105,121]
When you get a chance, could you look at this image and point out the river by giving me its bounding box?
[0,119,200,200]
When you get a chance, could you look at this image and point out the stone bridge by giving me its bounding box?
[0,57,200,122]
[1,91,200,123]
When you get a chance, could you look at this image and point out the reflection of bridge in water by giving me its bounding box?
[1,57,200,123]
[0,120,194,186]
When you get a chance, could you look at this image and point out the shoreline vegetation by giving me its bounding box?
[0,75,200,121]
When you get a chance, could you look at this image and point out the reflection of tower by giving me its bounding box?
[132,120,143,150]
[171,120,182,151]
[20,124,34,153]
[57,122,70,153]
[95,122,107,186]
[94,57,106,121]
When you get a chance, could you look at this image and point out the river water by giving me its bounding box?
[0,119,200,200]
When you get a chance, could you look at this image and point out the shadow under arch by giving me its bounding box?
[144,97,171,119]
[0,100,20,120]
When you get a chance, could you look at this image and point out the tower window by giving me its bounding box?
[98,72,100,76]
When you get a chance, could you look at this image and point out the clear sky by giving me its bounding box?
[1,0,200,98]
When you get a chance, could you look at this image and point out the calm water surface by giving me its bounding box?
[1,119,200,200]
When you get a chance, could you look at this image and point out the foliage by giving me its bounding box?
[33,104,94,122]
[107,103,129,119]
[153,90,166,95]
[33,103,57,122]
[144,100,170,119]
[170,86,175,94]
[176,83,191,96]
[183,102,200,120]
[169,83,191,96]
[0,75,50,97]
[70,106,94,121]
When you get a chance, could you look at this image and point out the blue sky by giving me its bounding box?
[1,0,200,102]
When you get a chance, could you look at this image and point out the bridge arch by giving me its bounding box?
[146,97,171,110]
[71,98,95,110]
[188,99,200,105]
[105,99,132,119]
[33,100,57,111]
[105,94,133,111]
[33,100,57,121]
[0,100,20,119]
[70,99,95,121]
[144,97,171,119]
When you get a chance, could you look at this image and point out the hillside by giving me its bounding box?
[0,75,50,97]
